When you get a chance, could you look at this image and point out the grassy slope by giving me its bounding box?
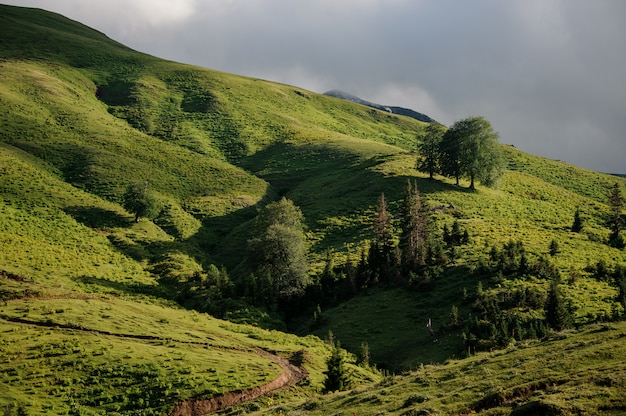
[259,321,626,415]
[0,295,343,414]
[302,151,626,371]
[1,4,626,415]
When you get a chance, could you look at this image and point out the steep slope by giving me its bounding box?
[0,4,427,277]
[255,321,626,415]
[1,4,626,415]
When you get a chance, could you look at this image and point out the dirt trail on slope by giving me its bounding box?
[0,313,308,415]
[169,350,308,416]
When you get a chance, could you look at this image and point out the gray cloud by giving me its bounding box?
[5,0,626,173]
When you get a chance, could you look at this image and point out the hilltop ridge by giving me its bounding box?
[324,89,437,123]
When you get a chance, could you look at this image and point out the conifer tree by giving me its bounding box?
[615,274,626,311]
[571,208,583,233]
[370,193,395,282]
[608,183,625,248]
[399,181,428,273]
[323,342,349,392]
[373,193,392,244]
[549,239,560,256]
[545,279,572,331]
[357,342,371,366]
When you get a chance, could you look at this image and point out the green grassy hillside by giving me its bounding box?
[255,321,626,415]
[1,4,626,415]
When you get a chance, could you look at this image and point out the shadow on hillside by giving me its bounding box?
[65,206,131,229]
[74,275,164,298]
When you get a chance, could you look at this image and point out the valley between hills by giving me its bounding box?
[1,4,626,415]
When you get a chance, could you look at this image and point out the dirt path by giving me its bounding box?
[0,313,308,415]
[169,350,307,416]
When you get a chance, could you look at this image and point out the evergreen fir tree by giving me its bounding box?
[571,208,583,232]
[549,239,560,256]
[371,193,395,282]
[608,183,625,248]
[357,342,371,366]
[450,305,460,327]
[545,280,572,331]
[399,181,427,274]
[323,343,349,392]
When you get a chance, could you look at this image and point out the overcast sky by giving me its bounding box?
[5,0,626,173]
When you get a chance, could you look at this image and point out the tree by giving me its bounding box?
[617,272,626,314]
[544,279,572,331]
[357,342,370,366]
[438,124,462,186]
[440,116,504,189]
[549,239,560,256]
[417,122,446,179]
[323,343,349,392]
[450,305,460,327]
[248,198,308,303]
[608,183,625,248]
[122,181,159,222]
[399,181,428,273]
[571,208,583,233]
[369,193,395,282]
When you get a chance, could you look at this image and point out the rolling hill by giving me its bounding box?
[1,4,626,415]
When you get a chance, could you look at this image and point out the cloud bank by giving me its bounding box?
[6,0,626,173]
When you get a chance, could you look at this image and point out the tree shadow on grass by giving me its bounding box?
[74,275,166,298]
[65,206,131,229]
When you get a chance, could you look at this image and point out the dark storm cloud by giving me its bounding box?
[5,0,625,173]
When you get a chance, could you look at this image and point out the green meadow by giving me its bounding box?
[1,4,625,415]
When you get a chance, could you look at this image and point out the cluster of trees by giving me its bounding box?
[417,116,504,189]
[118,135,624,359]
[461,238,626,353]
[309,181,469,312]
[571,182,625,249]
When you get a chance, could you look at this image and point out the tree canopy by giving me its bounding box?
[248,198,308,303]
[439,116,504,189]
[417,122,446,179]
[122,181,159,222]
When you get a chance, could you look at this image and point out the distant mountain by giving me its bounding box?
[324,89,437,123]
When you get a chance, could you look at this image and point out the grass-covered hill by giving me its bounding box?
[1,4,626,415]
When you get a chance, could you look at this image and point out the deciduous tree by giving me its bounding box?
[248,198,308,302]
[417,122,446,179]
[440,116,504,189]
[122,181,159,222]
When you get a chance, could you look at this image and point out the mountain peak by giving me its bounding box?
[324,89,436,123]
